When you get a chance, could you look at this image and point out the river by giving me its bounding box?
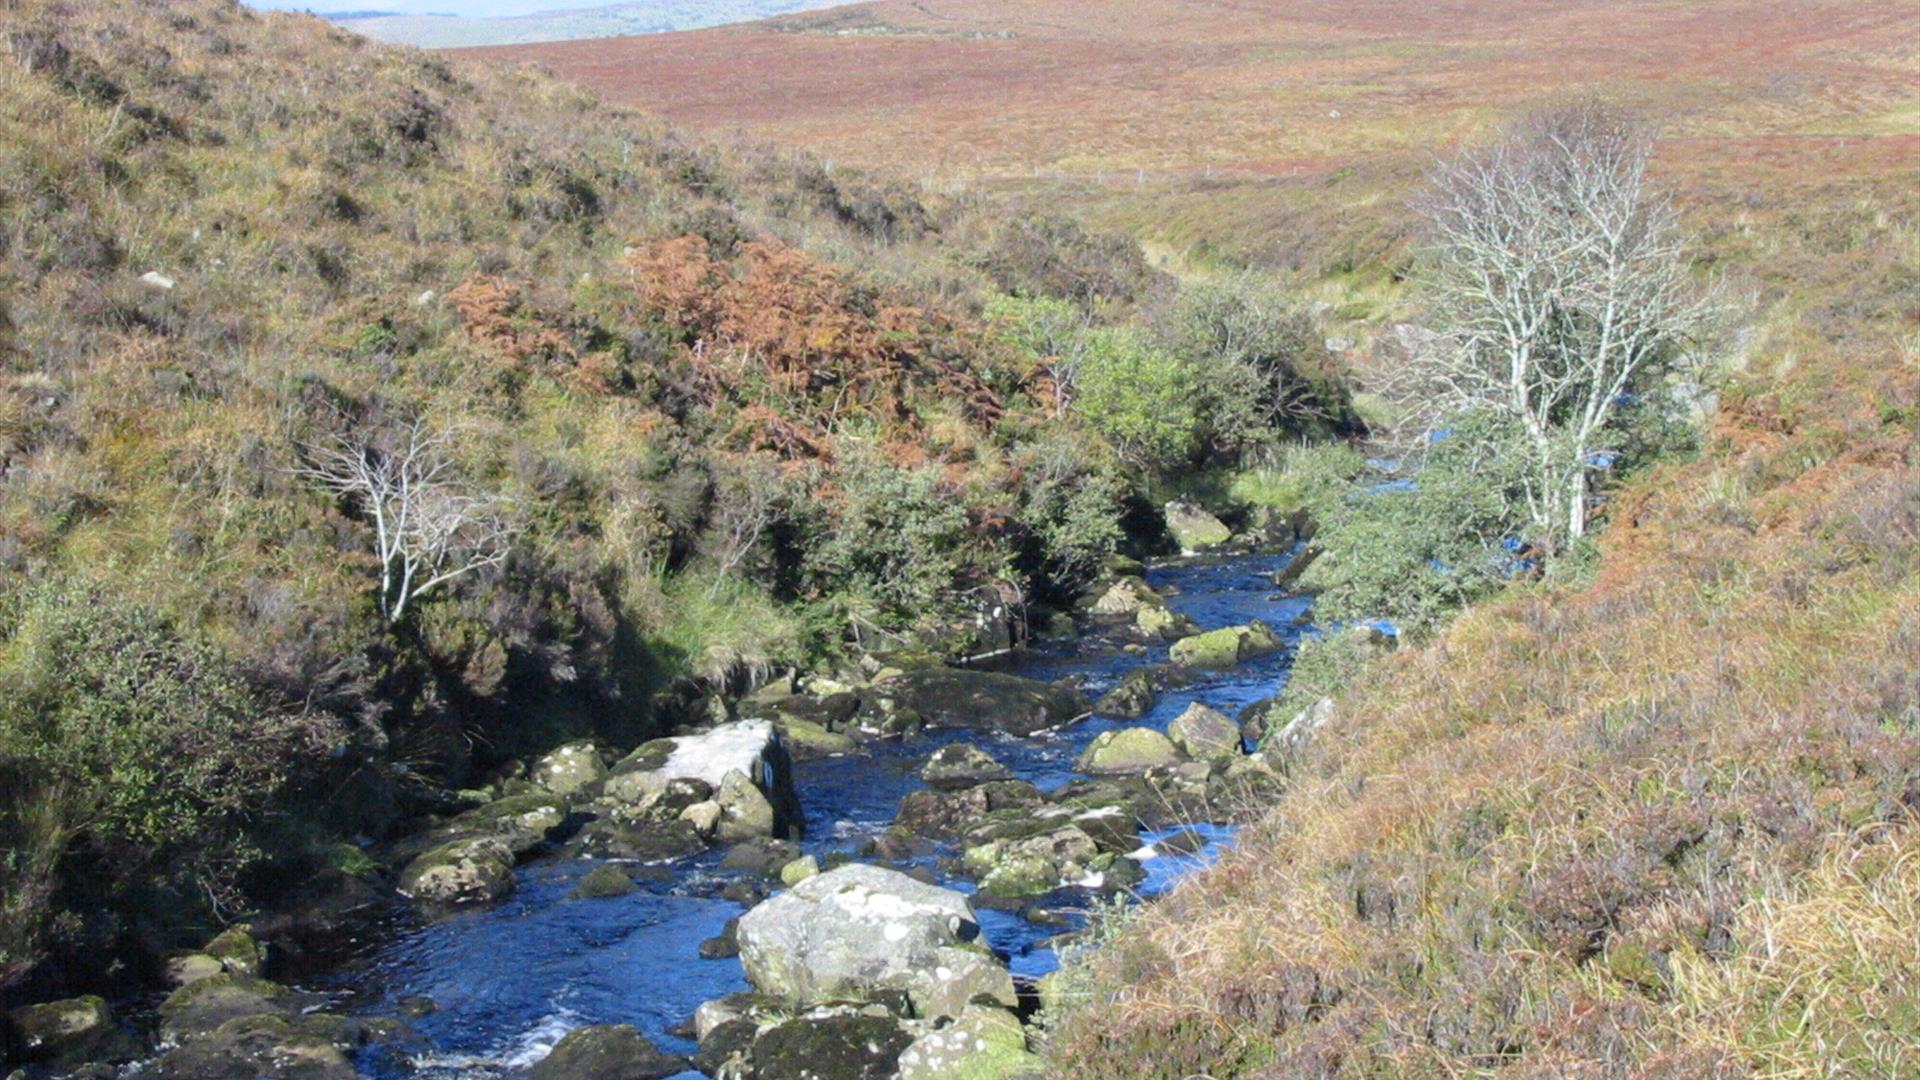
[314,550,1312,1078]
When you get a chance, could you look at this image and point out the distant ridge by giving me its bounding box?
[335,0,853,48]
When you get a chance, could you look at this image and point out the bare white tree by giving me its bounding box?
[298,418,511,624]
[1398,103,1716,543]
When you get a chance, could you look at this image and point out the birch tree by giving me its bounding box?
[1402,103,1714,543]
[298,418,511,624]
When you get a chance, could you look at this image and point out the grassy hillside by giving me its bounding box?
[336,1,852,50]
[0,0,1259,992]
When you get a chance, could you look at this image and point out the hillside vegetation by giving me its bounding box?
[488,0,1920,1073]
[0,0,1346,994]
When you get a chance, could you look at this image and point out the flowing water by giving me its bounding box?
[319,551,1313,1078]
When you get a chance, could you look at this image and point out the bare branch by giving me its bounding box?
[296,417,512,624]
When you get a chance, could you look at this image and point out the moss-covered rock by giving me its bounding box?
[897,1005,1043,1080]
[1167,702,1242,763]
[1092,669,1158,719]
[922,742,1016,790]
[529,740,608,799]
[397,835,516,905]
[1135,604,1196,639]
[780,855,822,886]
[568,864,638,900]
[5,995,140,1070]
[1168,620,1282,669]
[1075,728,1184,774]
[528,1023,688,1080]
[1164,501,1232,552]
[203,927,265,977]
[748,1013,914,1080]
[870,669,1087,738]
[157,973,300,1045]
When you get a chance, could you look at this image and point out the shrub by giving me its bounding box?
[798,445,978,624]
[1014,435,1129,594]
[1301,408,1534,635]
[1074,327,1200,471]
[974,213,1160,309]
[0,578,332,976]
[1155,273,1356,462]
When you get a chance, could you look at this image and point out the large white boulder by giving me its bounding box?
[736,864,1015,1021]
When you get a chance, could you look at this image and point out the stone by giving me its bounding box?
[965,825,1102,897]
[1075,727,1184,774]
[713,769,779,843]
[1164,500,1231,552]
[722,837,803,876]
[894,780,1043,842]
[203,927,264,977]
[568,864,637,900]
[147,1012,398,1079]
[445,792,568,857]
[573,816,708,862]
[5,995,139,1070]
[397,835,516,905]
[897,1005,1043,1080]
[735,864,1015,1020]
[528,1023,688,1080]
[779,855,821,886]
[1092,669,1157,719]
[156,974,299,1045]
[1169,620,1283,669]
[1087,577,1160,615]
[603,721,800,838]
[1270,696,1337,754]
[922,743,1015,790]
[1135,604,1196,639]
[869,669,1087,738]
[166,951,227,988]
[140,270,177,290]
[1167,702,1243,763]
[748,1013,914,1080]
[679,799,722,837]
[529,740,607,799]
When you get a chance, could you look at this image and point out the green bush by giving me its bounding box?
[1075,327,1201,471]
[1155,273,1356,462]
[1301,409,1533,635]
[1015,435,1129,592]
[0,578,332,974]
[1229,441,1368,518]
[799,446,979,623]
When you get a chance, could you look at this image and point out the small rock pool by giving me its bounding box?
[316,552,1314,1078]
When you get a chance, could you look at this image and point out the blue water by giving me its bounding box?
[323,552,1312,1077]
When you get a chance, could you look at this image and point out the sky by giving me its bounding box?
[244,1,561,16]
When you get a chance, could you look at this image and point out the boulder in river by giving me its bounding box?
[735,864,1015,1020]
[1168,702,1243,763]
[529,740,608,799]
[743,1011,915,1080]
[1169,620,1283,669]
[870,669,1087,738]
[1075,727,1184,774]
[156,973,303,1045]
[5,995,140,1071]
[897,1004,1043,1080]
[963,824,1102,897]
[1164,500,1232,553]
[1085,576,1160,615]
[1092,668,1158,719]
[894,780,1044,842]
[149,1012,406,1079]
[921,742,1015,790]
[568,864,637,900]
[397,835,516,905]
[602,720,801,838]
[528,1023,688,1080]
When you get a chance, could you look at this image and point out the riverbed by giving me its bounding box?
[318,551,1313,1079]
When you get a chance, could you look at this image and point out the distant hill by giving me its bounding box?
[336,0,852,48]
